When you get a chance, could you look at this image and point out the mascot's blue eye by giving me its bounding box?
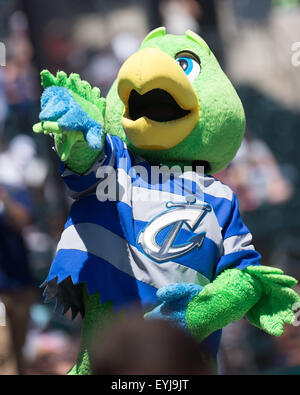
[176,56,201,82]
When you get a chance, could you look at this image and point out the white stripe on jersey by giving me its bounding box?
[56,222,210,289]
[223,233,255,256]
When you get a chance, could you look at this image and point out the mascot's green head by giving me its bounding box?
[105,27,245,174]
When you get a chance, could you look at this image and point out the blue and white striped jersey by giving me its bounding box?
[45,133,261,356]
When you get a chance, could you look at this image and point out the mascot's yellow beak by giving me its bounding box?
[117,48,200,151]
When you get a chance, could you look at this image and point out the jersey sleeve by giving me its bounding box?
[59,134,127,198]
[213,192,261,279]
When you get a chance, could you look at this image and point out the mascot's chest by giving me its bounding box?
[66,166,224,285]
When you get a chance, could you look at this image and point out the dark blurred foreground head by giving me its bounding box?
[89,311,213,375]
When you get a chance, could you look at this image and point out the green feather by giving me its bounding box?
[40,69,102,108]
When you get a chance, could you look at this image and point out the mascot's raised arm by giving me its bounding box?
[33,27,300,375]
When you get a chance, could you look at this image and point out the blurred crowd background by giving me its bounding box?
[0,0,299,375]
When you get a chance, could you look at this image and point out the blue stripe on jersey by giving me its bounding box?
[172,238,220,281]
[47,249,158,310]
[65,197,136,246]
[213,249,261,280]
[204,193,249,237]
[61,167,101,193]
[220,194,250,239]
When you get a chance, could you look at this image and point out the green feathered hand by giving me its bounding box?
[244,266,300,336]
[33,70,106,174]
[186,266,299,342]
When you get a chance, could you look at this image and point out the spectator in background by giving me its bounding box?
[0,70,7,136]
[160,0,202,34]
[216,129,293,213]
[4,11,38,108]
[0,136,37,375]
[83,46,121,97]
[216,127,295,374]
[2,11,39,142]
[83,32,140,97]
[90,311,213,375]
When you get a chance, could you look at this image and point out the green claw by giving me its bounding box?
[41,69,57,89]
[59,131,83,162]
[33,123,44,134]
[42,121,62,134]
[33,121,62,135]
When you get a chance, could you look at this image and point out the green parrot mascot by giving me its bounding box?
[33,27,300,375]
